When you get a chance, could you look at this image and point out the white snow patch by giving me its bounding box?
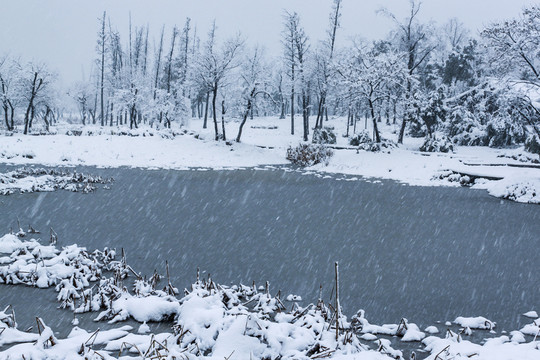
[454,316,495,330]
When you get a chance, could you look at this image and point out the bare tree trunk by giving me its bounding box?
[100,11,106,126]
[368,97,381,143]
[142,25,149,76]
[9,102,14,130]
[203,91,210,128]
[236,88,256,142]
[153,26,164,124]
[335,261,340,341]
[110,102,114,126]
[346,107,350,137]
[221,100,226,141]
[43,106,51,132]
[393,100,397,125]
[316,96,324,129]
[302,93,309,141]
[212,86,219,140]
[24,72,42,135]
[3,105,9,130]
[1,77,12,131]
[279,76,285,119]
[290,68,295,135]
[166,27,178,94]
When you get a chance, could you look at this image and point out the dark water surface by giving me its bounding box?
[0,165,539,341]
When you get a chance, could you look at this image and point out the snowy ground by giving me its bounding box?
[1,232,540,360]
[1,116,539,204]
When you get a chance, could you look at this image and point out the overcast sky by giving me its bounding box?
[0,0,535,85]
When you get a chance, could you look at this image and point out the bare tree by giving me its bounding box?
[316,0,342,129]
[196,22,243,140]
[283,12,297,135]
[379,0,436,144]
[290,13,311,141]
[236,46,273,142]
[97,11,107,126]
[153,25,165,124]
[0,57,17,131]
[443,18,469,50]
[69,81,93,126]
[20,62,53,134]
[336,43,407,142]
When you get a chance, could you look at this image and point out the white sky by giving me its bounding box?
[0,0,535,85]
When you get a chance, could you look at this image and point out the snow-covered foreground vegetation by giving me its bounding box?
[1,232,540,359]
[0,167,112,195]
[1,117,539,204]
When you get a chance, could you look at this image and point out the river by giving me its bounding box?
[0,165,538,345]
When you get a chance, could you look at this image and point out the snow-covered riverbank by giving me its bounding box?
[1,232,540,360]
[1,117,539,204]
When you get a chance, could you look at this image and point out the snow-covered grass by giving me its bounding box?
[1,232,540,359]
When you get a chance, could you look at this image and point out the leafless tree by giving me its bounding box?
[379,0,436,144]
[20,62,53,134]
[316,0,342,129]
[196,21,244,140]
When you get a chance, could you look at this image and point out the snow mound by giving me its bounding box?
[0,234,24,253]
[454,316,495,330]
[486,176,540,204]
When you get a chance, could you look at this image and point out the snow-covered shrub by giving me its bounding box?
[433,170,476,186]
[348,130,371,146]
[348,131,396,152]
[408,86,446,138]
[420,135,454,153]
[286,143,334,167]
[487,177,540,204]
[525,134,540,155]
[444,84,528,147]
[445,107,488,146]
[408,121,427,138]
[485,118,526,148]
[359,139,397,152]
[312,127,337,145]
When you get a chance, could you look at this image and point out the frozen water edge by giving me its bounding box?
[0,233,540,359]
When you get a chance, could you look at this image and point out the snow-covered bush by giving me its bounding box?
[286,143,334,167]
[525,134,540,155]
[408,121,427,138]
[485,118,526,148]
[312,127,337,144]
[444,84,528,147]
[348,131,396,152]
[445,107,487,146]
[348,130,372,146]
[406,87,447,138]
[487,177,540,204]
[359,139,397,153]
[420,135,454,153]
